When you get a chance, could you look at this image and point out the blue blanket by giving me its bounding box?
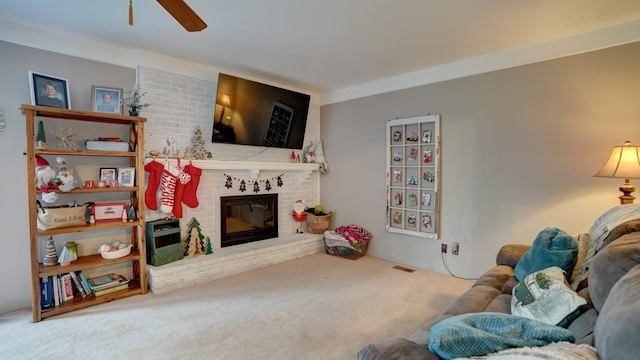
[514,227,578,281]
[428,313,575,359]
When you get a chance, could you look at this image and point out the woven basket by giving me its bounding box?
[323,227,372,260]
[306,212,333,234]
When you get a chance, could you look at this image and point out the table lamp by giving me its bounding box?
[594,141,640,204]
[217,94,231,125]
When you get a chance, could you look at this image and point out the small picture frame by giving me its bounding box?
[91,86,123,114]
[118,167,135,187]
[99,168,117,182]
[29,71,71,109]
[92,202,126,222]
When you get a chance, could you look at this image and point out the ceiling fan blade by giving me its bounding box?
[157,0,207,32]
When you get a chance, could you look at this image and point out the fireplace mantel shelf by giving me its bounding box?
[146,158,320,182]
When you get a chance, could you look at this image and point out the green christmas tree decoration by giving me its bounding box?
[190,125,208,160]
[182,217,212,258]
[36,120,46,149]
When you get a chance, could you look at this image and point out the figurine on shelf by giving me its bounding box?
[58,246,74,266]
[43,236,58,267]
[127,205,136,222]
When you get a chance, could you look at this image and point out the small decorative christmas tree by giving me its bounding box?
[190,125,208,160]
[182,217,212,258]
[43,236,58,266]
[36,120,46,149]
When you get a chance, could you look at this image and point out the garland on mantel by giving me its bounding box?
[224,174,284,193]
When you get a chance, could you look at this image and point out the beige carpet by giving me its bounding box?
[0,254,473,360]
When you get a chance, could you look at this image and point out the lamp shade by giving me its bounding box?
[594,141,640,179]
[220,94,231,108]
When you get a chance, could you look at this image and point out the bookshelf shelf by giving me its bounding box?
[41,282,142,319]
[38,251,142,277]
[22,104,148,322]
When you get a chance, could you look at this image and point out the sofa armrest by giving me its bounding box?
[496,244,530,267]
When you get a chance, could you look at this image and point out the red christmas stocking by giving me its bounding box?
[144,160,164,210]
[182,164,202,208]
[160,163,179,214]
[172,166,192,218]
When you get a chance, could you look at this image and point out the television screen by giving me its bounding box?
[212,73,311,149]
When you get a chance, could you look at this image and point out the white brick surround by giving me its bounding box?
[137,67,324,293]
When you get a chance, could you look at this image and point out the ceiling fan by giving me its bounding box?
[129,0,207,32]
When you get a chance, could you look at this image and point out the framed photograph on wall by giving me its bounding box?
[91,86,123,114]
[29,71,71,109]
[118,167,135,187]
[99,167,117,182]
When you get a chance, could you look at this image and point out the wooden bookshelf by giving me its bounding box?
[22,104,148,322]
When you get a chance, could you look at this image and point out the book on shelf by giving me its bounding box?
[93,282,130,297]
[52,274,60,307]
[77,271,93,295]
[69,271,87,297]
[60,274,74,301]
[87,273,129,292]
[40,277,54,311]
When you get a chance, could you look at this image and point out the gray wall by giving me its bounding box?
[320,41,640,277]
[0,41,135,314]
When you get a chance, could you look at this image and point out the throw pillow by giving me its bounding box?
[453,342,598,360]
[428,312,574,359]
[572,215,640,290]
[511,266,586,327]
[588,231,640,312]
[594,264,640,360]
[514,227,578,282]
[569,232,589,283]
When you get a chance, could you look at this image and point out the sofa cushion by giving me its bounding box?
[407,314,453,346]
[511,266,586,327]
[495,244,531,268]
[594,264,640,360]
[588,231,640,312]
[357,337,435,360]
[444,285,502,316]
[473,265,514,292]
[572,204,640,288]
[484,294,512,313]
[514,227,578,282]
[569,232,590,283]
[453,342,598,360]
[428,312,575,359]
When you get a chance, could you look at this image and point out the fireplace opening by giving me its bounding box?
[220,194,278,247]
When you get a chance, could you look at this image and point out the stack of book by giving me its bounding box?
[40,271,94,310]
[40,272,131,310]
[86,273,130,297]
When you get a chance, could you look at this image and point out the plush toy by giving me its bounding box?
[55,156,79,192]
[35,155,59,203]
[35,155,56,190]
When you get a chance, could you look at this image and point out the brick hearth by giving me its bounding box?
[147,233,324,294]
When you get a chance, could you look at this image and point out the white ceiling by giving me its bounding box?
[2,1,640,104]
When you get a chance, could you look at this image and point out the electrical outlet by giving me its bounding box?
[452,242,460,255]
[441,243,447,253]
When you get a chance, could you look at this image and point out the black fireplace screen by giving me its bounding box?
[220,194,278,247]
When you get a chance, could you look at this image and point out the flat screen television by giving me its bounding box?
[212,73,311,150]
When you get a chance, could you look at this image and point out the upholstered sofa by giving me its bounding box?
[359,205,640,360]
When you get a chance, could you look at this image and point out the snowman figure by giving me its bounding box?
[291,200,307,234]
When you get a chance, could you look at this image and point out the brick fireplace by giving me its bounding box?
[145,161,325,294]
[138,66,325,294]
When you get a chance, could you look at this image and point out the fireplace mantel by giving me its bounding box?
[146,159,320,182]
